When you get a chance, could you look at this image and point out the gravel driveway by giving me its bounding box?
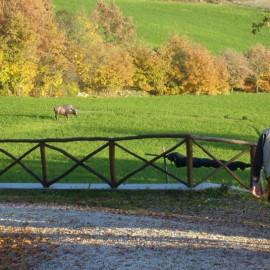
[0,203,270,270]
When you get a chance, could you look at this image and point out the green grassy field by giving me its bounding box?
[1,94,267,140]
[0,94,269,187]
[53,0,270,54]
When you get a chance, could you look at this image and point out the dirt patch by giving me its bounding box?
[177,0,270,9]
[228,0,270,9]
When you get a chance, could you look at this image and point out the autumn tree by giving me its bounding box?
[59,9,135,95]
[131,43,171,95]
[29,0,67,97]
[0,0,67,97]
[91,44,135,94]
[158,34,191,94]
[0,5,37,96]
[222,49,251,92]
[92,0,136,46]
[160,34,229,95]
[181,44,229,95]
[246,44,270,93]
[57,11,104,94]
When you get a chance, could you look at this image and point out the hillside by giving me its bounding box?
[53,0,270,54]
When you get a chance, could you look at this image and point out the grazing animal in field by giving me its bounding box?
[54,105,78,120]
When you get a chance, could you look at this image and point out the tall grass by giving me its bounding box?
[53,0,270,54]
[0,93,269,186]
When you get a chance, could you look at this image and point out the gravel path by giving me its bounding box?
[0,203,270,270]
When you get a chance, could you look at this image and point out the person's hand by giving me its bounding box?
[252,182,261,198]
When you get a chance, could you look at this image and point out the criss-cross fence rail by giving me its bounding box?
[0,134,257,189]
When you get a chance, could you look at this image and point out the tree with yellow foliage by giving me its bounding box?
[0,0,67,97]
[245,44,270,93]
[0,11,37,96]
[91,44,135,94]
[132,43,171,95]
[60,11,103,94]
[62,9,135,95]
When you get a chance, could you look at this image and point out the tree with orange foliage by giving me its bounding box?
[160,34,229,95]
[181,44,229,95]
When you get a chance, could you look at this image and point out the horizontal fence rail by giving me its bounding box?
[0,134,257,189]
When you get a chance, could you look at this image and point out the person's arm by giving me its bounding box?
[252,134,264,178]
[252,134,264,198]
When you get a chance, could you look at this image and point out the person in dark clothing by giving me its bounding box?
[166,152,250,171]
[251,128,270,199]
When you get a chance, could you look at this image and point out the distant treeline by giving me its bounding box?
[0,0,269,97]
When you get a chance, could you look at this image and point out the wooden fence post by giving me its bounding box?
[186,136,193,188]
[40,142,49,187]
[109,141,117,188]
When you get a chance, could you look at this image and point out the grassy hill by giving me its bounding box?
[53,0,270,54]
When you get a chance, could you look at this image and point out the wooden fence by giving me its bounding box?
[0,134,257,189]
